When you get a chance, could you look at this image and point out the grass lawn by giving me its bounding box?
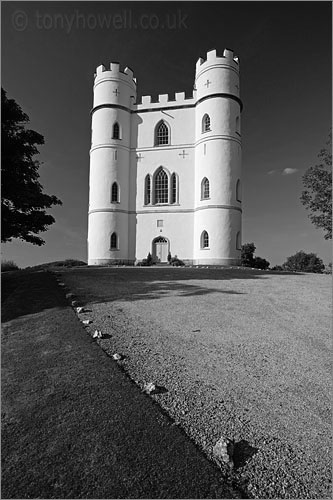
[1,269,246,499]
[57,266,332,499]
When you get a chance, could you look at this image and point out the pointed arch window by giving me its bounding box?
[156,121,169,146]
[110,232,118,250]
[171,173,178,204]
[202,114,211,133]
[145,175,151,205]
[112,122,120,139]
[111,182,119,203]
[201,177,210,199]
[201,230,209,249]
[154,168,169,204]
[236,179,241,202]
[236,231,241,250]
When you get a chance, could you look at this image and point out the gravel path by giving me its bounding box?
[60,267,332,499]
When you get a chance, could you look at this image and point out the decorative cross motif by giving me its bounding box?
[204,80,211,88]
[235,84,239,90]
[179,150,189,159]
[113,88,119,96]
[136,153,144,161]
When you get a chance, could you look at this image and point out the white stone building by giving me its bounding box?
[88,48,242,265]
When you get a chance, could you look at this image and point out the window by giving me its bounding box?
[112,122,120,139]
[156,121,169,146]
[171,173,177,204]
[111,182,119,203]
[154,168,168,204]
[202,114,211,133]
[145,175,151,205]
[157,220,163,227]
[236,231,241,250]
[110,232,117,249]
[201,177,210,199]
[201,230,209,249]
[236,116,240,134]
[236,179,241,202]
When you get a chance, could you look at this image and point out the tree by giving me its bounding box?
[252,256,270,270]
[1,88,62,245]
[282,250,324,273]
[300,131,332,240]
[241,242,256,267]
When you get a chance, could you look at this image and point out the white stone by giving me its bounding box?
[212,436,234,468]
[93,329,102,338]
[82,319,92,326]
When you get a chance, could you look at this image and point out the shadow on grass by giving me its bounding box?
[1,270,67,323]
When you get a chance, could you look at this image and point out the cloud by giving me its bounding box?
[267,170,276,175]
[282,168,298,175]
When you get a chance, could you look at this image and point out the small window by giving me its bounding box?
[201,230,209,249]
[112,122,120,139]
[236,179,241,202]
[156,121,169,146]
[236,116,240,134]
[157,220,163,227]
[202,114,211,133]
[111,182,119,203]
[171,173,177,204]
[154,168,168,204]
[201,177,210,199]
[110,232,118,250]
[236,231,241,250]
[145,175,151,205]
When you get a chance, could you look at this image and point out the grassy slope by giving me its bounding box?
[58,266,332,499]
[1,270,244,499]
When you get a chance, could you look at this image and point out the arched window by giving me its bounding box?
[112,122,120,139]
[201,230,209,249]
[236,116,240,134]
[171,173,177,204]
[201,177,210,199]
[156,121,169,146]
[236,231,241,250]
[202,114,211,133]
[145,175,151,205]
[236,179,241,202]
[111,182,119,203]
[110,232,118,250]
[154,168,168,203]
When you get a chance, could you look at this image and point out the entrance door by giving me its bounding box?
[153,237,168,263]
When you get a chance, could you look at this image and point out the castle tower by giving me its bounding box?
[88,63,137,265]
[193,49,242,265]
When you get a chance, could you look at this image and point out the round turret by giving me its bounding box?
[193,48,242,265]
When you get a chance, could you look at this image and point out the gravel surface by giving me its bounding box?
[59,267,332,499]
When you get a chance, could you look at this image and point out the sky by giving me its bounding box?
[1,1,332,268]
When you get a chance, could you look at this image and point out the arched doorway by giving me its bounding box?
[152,236,169,263]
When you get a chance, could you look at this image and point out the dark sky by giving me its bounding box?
[2,1,332,267]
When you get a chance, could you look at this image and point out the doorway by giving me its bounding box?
[152,236,169,263]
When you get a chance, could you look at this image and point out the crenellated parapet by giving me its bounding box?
[196,48,239,75]
[135,90,197,111]
[94,63,137,86]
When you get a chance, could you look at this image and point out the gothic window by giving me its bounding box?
[110,232,118,249]
[144,175,151,205]
[201,230,209,249]
[201,177,210,199]
[112,122,120,139]
[154,168,169,204]
[156,121,169,146]
[236,179,241,202]
[111,182,119,203]
[171,173,177,204]
[236,231,241,250]
[202,114,211,133]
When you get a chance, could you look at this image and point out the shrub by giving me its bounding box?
[252,256,270,270]
[170,257,185,267]
[147,252,153,266]
[271,265,284,271]
[241,242,256,267]
[1,260,19,272]
[167,252,172,263]
[282,251,325,273]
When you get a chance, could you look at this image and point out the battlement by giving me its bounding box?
[135,90,197,110]
[94,63,137,86]
[196,48,239,73]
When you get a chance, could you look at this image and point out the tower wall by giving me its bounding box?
[193,49,242,265]
[88,64,136,265]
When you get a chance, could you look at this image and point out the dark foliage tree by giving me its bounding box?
[300,131,332,240]
[252,256,270,270]
[241,242,256,267]
[1,88,62,245]
[282,250,324,273]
